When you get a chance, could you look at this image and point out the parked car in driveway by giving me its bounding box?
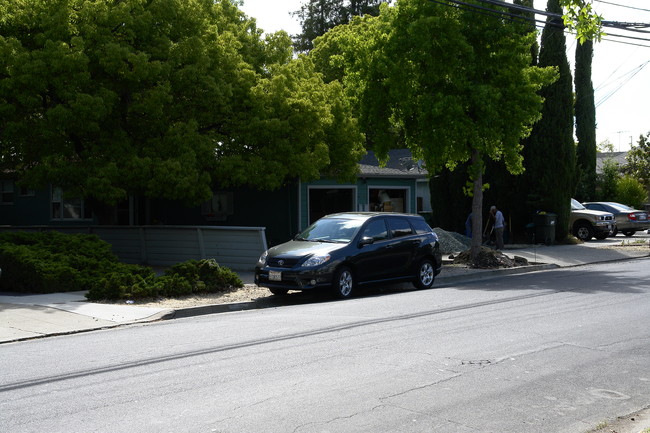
[254,212,442,299]
[583,201,649,237]
[569,199,615,241]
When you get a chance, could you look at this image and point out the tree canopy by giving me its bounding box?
[0,0,364,205]
[310,0,557,260]
[292,0,389,52]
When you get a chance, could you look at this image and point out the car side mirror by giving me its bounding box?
[359,236,374,247]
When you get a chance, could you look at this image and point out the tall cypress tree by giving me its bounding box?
[574,39,597,201]
[522,0,576,240]
[484,0,540,242]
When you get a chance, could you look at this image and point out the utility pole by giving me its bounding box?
[616,130,629,151]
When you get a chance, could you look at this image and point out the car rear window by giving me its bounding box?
[410,218,433,234]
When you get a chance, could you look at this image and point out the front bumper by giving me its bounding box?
[593,221,614,235]
[254,266,334,291]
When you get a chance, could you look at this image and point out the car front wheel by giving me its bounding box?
[332,266,354,299]
[574,222,593,241]
[413,258,436,290]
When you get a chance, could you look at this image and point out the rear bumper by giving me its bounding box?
[616,221,650,232]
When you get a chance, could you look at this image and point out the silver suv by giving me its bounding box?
[569,199,615,241]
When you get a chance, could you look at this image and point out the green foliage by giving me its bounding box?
[0,231,120,293]
[0,0,363,204]
[574,39,597,201]
[292,0,388,52]
[615,175,648,209]
[0,231,243,301]
[310,0,556,260]
[213,57,365,188]
[559,0,604,43]
[87,265,158,301]
[520,0,576,241]
[165,259,242,293]
[595,159,620,201]
[623,132,650,190]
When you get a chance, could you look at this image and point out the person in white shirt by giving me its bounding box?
[490,205,505,250]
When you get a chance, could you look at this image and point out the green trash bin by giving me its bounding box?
[533,213,557,245]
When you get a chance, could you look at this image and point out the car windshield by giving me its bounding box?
[571,198,586,210]
[295,218,364,243]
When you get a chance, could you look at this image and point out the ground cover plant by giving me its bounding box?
[0,231,242,301]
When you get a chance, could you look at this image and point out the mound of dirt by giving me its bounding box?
[432,228,472,254]
[452,247,529,269]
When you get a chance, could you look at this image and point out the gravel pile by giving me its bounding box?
[432,228,472,254]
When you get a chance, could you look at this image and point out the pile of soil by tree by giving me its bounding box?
[451,246,529,269]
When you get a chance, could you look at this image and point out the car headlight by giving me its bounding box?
[258,251,268,265]
[302,254,331,267]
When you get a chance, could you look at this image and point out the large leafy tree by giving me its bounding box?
[0,0,364,208]
[292,0,388,52]
[311,0,556,261]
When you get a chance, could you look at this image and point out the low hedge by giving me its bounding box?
[0,231,243,301]
[86,259,243,301]
[0,231,119,293]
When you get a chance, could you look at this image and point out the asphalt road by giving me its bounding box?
[1,258,649,433]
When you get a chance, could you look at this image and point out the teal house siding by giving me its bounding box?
[297,148,429,231]
[299,177,420,230]
[1,150,429,251]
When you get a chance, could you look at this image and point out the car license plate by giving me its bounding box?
[639,214,647,221]
[269,270,282,281]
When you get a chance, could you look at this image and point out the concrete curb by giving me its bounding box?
[160,263,561,320]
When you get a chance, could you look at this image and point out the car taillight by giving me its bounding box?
[628,213,637,221]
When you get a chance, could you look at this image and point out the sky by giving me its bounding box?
[239,0,650,152]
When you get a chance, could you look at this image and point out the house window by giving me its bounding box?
[51,187,92,220]
[19,186,36,197]
[369,188,408,213]
[201,192,234,221]
[1,180,14,204]
[308,187,355,224]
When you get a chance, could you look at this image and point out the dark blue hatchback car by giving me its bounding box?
[254,212,442,299]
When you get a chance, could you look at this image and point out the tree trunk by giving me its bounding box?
[470,148,483,265]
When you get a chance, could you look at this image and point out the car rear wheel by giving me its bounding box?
[332,266,354,299]
[413,258,435,290]
[574,222,593,241]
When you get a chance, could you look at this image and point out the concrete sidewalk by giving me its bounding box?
[1,243,648,345]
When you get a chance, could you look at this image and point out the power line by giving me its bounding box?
[595,1,650,14]
[595,60,650,107]
[446,0,650,47]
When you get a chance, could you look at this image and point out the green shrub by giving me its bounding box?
[86,265,158,301]
[165,259,243,293]
[0,231,120,293]
[616,175,648,209]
